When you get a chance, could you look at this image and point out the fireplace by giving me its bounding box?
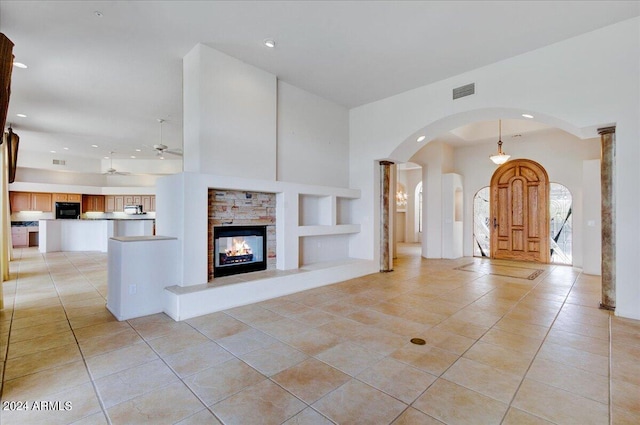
[213,225,267,277]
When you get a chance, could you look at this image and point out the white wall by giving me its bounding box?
[442,173,463,259]
[12,167,164,189]
[9,174,157,195]
[582,160,602,275]
[17,150,102,173]
[182,45,351,188]
[404,168,422,243]
[349,18,640,319]
[453,129,600,268]
[15,150,181,177]
[299,235,351,266]
[410,141,454,258]
[183,44,277,180]
[277,82,349,187]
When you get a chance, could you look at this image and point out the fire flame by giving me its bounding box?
[226,238,252,256]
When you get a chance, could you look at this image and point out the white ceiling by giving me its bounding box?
[2,1,638,165]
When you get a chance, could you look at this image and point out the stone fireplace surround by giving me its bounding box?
[156,172,375,320]
[208,189,276,280]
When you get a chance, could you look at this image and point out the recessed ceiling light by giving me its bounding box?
[50,150,56,154]
[103,156,109,159]
[91,144,98,148]
[522,114,534,119]
[94,11,103,17]
[13,62,27,69]
[16,113,27,118]
[63,147,69,150]
[135,149,141,152]
[130,155,136,159]
[416,135,426,143]
[159,156,165,160]
[263,39,276,48]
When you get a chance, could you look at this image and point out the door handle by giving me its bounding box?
[493,218,498,229]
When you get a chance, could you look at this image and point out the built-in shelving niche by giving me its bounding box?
[297,193,360,266]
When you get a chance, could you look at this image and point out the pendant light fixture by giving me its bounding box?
[489,119,510,165]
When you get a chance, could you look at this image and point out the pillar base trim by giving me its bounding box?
[599,302,615,312]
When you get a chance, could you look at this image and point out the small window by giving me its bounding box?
[550,183,572,265]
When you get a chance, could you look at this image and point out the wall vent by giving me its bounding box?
[453,83,475,100]
[52,159,66,165]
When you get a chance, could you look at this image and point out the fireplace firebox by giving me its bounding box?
[213,225,267,277]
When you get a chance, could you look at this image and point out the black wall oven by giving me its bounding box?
[55,202,81,219]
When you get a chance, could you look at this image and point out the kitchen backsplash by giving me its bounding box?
[11,221,39,227]
[11,211,54,222]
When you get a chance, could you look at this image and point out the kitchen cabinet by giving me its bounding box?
[32,193,53,212]
[105,195,115,212]
[115,196,125,212]
[104,194,155,212]
[9,192,53,212]
[82,195,105,212]
[52,193,82,210]
[53,193,81,202]
[10,192,31,212]
[11,226,28,247]
[142,196,153,212]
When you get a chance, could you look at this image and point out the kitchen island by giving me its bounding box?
[39,218,154,253]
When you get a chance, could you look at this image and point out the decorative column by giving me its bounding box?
[599,126,616,311]
[380,161,394,272]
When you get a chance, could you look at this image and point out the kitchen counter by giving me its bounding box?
[39,219,154,253]
[111,236,174,242]
[80,217,155,221]
[40,217,155,221]
[11,222,40,247]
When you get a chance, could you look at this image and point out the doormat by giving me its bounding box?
[455,262,544,280]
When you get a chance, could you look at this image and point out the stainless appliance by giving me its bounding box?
[124,205,145,215]
[55,202,80,219]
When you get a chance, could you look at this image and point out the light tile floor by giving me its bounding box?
[0,245,639,424]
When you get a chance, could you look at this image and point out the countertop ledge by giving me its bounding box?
[110,236,176,242]
[40,218,155,221]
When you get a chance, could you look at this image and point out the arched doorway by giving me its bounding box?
[474,183,573,264]
[490,158,550,263]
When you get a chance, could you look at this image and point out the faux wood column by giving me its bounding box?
[599,126,616,311]
[380,161,394,272]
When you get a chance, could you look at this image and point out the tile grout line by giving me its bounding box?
[497,267,585,424]
[0,248,22,401]
[608,314,613,425]
[125,321,228,424]
[379,266,557,423]
[46,251,113,425]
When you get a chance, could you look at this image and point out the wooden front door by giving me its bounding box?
[490,159,549,263]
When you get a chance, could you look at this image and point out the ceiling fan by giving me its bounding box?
[103,152,130,175]
[153,119,183,158]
